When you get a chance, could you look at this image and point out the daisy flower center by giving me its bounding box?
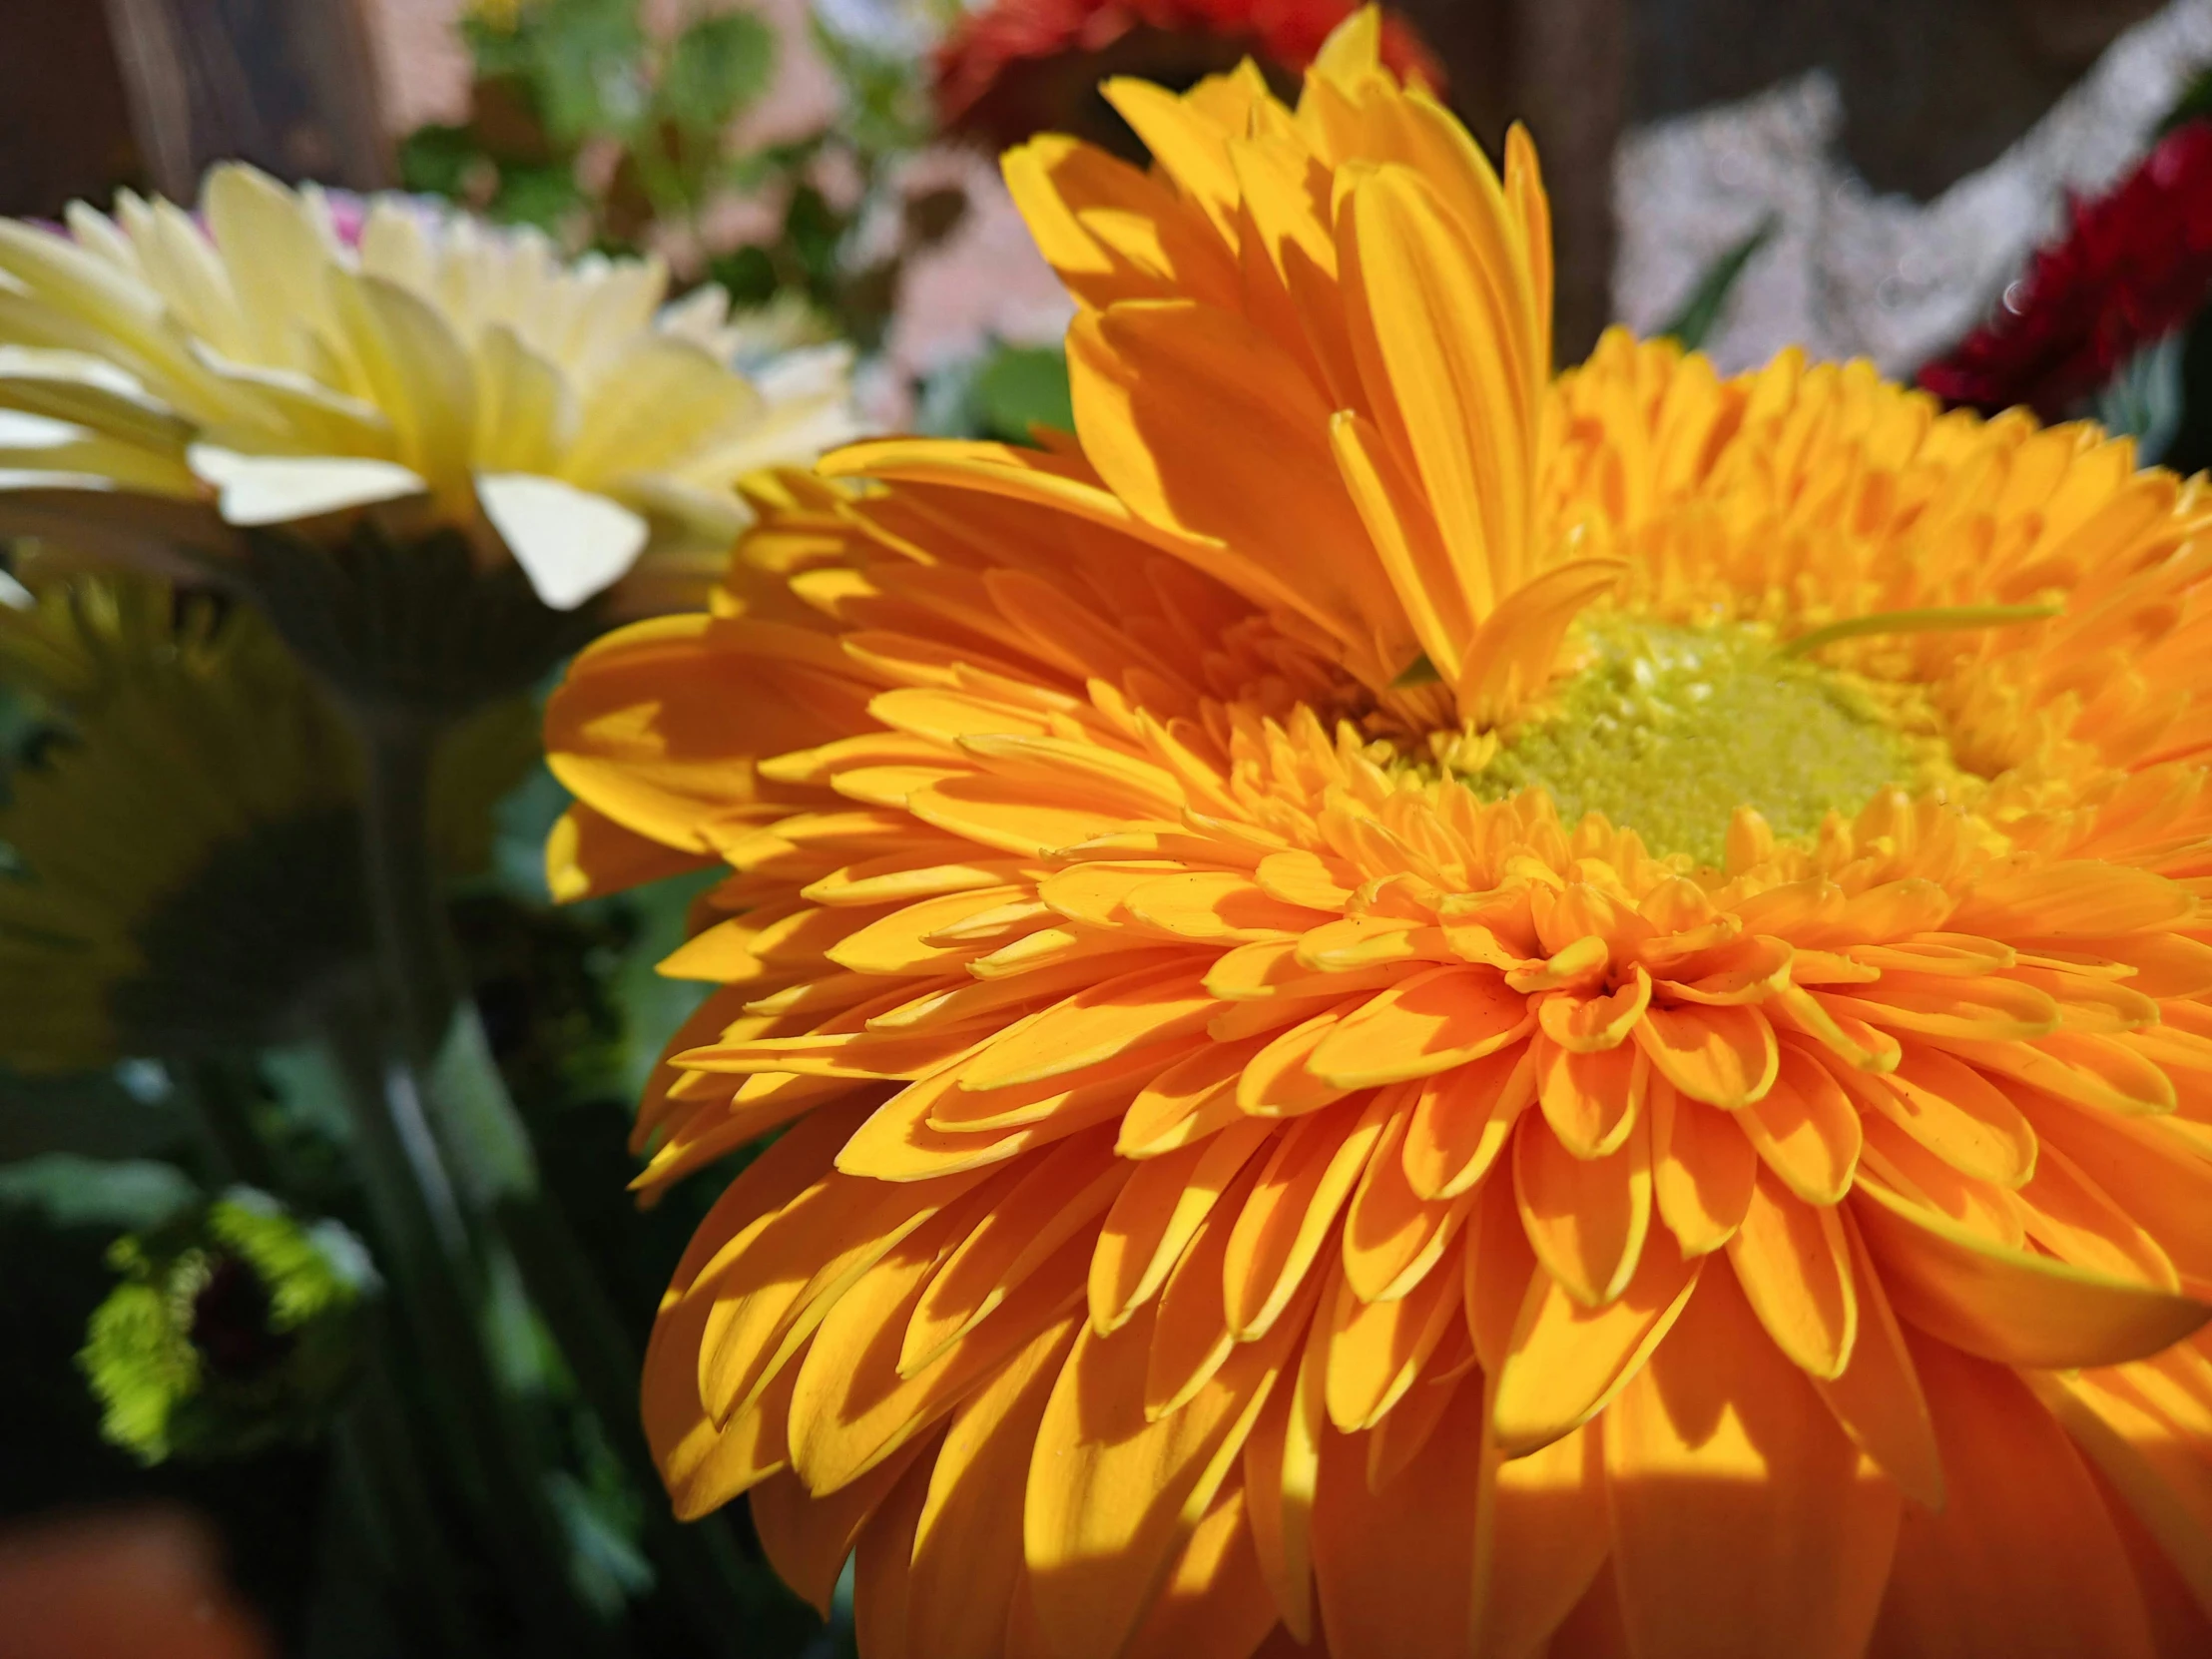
[1463,614,1960,866]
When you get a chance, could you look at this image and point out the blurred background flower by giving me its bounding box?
[0,574,532,1069]
[0,166,856,618]
[1917,116,2212,422]
[932,0,1445,154]
[83,1191,376,1465]
[0,1507,271,1659]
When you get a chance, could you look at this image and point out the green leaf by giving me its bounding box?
[0,1153,197,1230]
[491,162,586,231]
[1390,652,1440,689]
[461,14,538,79]
[972,344,1076,444]
[1659,217,1779,350]
[659,11,776,134]
[549,1468,656,1616]
[708,246,781,308]
[807,13,931,155]
[782,183,848,296]
[396,124,483,200]
[2095,329,2189,466]
[2160,68,2212,138]
[0,1069,186,1162]
[530,0,647,142]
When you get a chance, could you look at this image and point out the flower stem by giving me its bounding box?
[180,1056,279,1191]
[1777,603,2061,658]
[349,702,763,1636]
[340,710,604,1646]
[358,710,461,1068]
[338,1348,485,1654]
[321,993,593,1652]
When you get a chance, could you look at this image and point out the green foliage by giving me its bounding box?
[918,340,1079,444]
[973,344,1078,442]
[0,1153,196,1230]
[80,1190,376,1464]
[489,162,588,231]
[0,1068,188,1163]
[2160,66,2212,137]
[808,10,934,158]
[2096,329,2189,465]
[660,11,776,132]
[402,0,789,258]
[1659,217,1779,350]
[397,0,949,355]
[395,124,481,199]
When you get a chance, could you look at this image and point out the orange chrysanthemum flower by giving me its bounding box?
[549,15,2212,1657]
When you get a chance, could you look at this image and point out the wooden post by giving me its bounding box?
[1509,0,1629,363]
[100,0,394,197]
[1396,0,1630,365]
[0,4,144,216]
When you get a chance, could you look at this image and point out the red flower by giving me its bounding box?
[1920,120,2212,419]
[935,0,1444,153]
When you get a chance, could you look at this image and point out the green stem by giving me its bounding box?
[498,1190,770,1633]
[359,711,460,1067]
[340,711,606,1650]
[350,704,758,1638]
[322,997,589,1651]
[1778,604,2061,658]
[339,1349,484,1655]
[180,1056,278,1192]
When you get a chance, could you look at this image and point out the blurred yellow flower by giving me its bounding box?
[0,575,530,1068]
[0,166,856,614]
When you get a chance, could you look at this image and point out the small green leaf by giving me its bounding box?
[0,1070,186,1162]
[396,124,483,200]
[2159,69,2212,138]
[973,344,1075,444]
[1660,217,1779,350]
[79,1190,376,1463]
[1779,604,2060,659]
[529,0,646,141]
[659,11,777,134]
[1391,652,1440,688]
[491,162,585,230]
[2095,330,2188,466]
[709,246,781,308]
[0,1154,197,1230]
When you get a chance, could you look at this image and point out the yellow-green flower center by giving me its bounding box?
[1466,616,1949,867]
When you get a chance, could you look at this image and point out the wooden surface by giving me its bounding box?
[0,4,144,216]
[1401,0,1630,364]
[98,0,393,199]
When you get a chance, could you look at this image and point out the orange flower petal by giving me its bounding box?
[1725,1168,1858,1381]
[1650,1078,1757,1256]
[1852,1176,2211,1370]
[1870,1334,2160,1659]
[1536,1033,1648,1160]
[1739,1044,1863,1205]
[1307,963,1531,1087]
[1493,1230,1701,1455]
[1632,1001,1780,1108]
[1400,1042,1534,1200]
[1513,1111,1653,1310]
[1603,1268,1901,1659]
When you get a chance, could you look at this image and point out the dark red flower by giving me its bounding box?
[934,0,1444,155]
[1919,119,2212,419]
